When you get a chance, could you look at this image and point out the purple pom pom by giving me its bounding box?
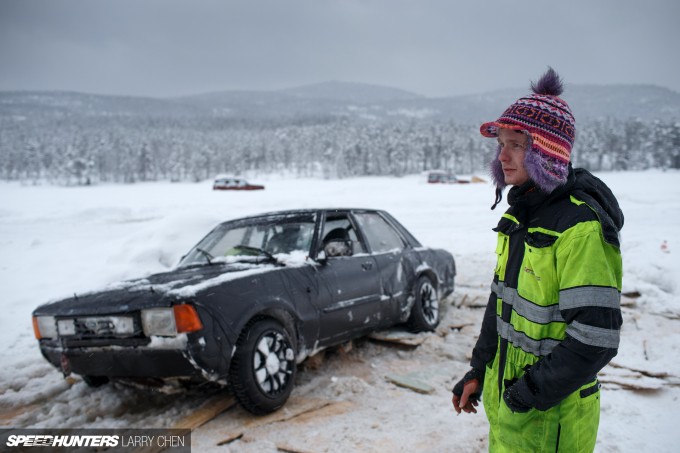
[531,67,563,96]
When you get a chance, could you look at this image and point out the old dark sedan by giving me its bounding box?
[32,209,455,414]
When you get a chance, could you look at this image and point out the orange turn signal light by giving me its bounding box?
[32,316,41,339]
[173,304,203,333]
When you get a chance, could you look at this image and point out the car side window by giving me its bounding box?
[265,222,315,254]
[321,215,366,255]
[353,212,405,253]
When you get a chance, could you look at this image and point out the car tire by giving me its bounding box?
[407,276,440,332]
[82,375,110,387]
[229,318,297,415]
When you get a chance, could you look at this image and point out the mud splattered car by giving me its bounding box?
[32,209,455,414]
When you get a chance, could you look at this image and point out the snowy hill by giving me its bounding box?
[451,84,680,123]
[281,81,424,102]
[1,82,679,123]
[0,90,206,120]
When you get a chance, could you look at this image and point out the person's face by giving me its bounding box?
[497,128,530,186]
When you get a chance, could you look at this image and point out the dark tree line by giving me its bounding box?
[1,112,679,185]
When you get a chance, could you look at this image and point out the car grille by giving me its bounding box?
[74,318,114,336]
[57,314,144,340]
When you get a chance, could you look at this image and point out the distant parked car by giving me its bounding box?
[427,171,457,184]
[213,176,264,190]
[32,209,455,415]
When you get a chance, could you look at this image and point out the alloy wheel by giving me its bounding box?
[253,330,295,395]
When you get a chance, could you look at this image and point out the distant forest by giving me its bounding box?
[2,106,680,185]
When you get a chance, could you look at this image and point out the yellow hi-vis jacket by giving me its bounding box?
[471,168,623,452]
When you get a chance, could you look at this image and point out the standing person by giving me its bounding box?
[451,68,624,452]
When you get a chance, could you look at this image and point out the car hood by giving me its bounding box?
[33,261,278,317]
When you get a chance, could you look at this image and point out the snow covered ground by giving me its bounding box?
[1,170,679,452]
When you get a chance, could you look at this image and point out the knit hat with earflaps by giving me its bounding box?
[481,67,575,196]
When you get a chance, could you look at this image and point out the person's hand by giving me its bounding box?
[502,375,536,413]
[452,368,484,414]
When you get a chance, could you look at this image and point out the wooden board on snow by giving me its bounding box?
[448,322,474,331]
[608,361,673,379]
[216,397,338,446]
[275,444,317,453]
[368,330,426,347]
[600,374,665,391]
[0,402,41,425]
[600,362,670,391]
[385,374,435,394]
[174,393,237,430]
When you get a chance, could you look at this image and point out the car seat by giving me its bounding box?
[267,228,300,254]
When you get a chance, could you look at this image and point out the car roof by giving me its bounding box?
[220,208,383,223]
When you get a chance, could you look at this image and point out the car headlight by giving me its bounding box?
[33,316,58,339]
[141,308,177,336]
[141,305,203,337]
[57,319,76,336]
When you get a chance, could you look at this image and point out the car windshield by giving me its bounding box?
[179,214,316,267]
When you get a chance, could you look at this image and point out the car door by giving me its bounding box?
[352,211,415,326]
[312,212,382,344]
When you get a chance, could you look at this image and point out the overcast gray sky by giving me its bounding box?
[1,0,678,98]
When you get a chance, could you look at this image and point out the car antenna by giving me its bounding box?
[73,293,79,300]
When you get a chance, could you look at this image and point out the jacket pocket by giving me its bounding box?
[579,379,601,403]
[520,240,559,306]
[494,234,509,278]
[559,379,600,452]
[498,397,547,450]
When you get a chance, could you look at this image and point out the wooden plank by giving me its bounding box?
[448,323,473,331]
[650,311,680,320]
[283,401,354,424]
[131,394,236,453]
[174,393,237,430]
[368,330,426,347]
[620,297,636,307]
[276,443,318,453]
[216,433,243,446]
[600,375,665,391]
[464,296,487,308]
[248,398,333,427]
[457,294,468,307]
[608,361,675,380]
[216,397,334,446]
[385,374,435,394]
[0,402,41,425]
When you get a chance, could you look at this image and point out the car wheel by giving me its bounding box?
[229,318,297,415]
[82,375,110,387]
[407,276,440,332]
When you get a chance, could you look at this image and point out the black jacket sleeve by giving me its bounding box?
[470,291,499,371]
[524,338,616,410]
[523,305,622,411]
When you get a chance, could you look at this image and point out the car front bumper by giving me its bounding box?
[40,342,203,379]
